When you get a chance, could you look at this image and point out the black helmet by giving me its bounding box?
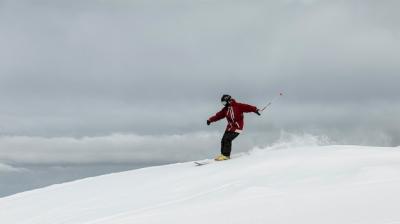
[221,94,232,106]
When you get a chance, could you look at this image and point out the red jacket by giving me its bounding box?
[208,99,258,133]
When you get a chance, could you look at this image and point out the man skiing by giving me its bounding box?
[207,94,261,161]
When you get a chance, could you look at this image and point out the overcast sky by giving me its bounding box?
[0,0,399,197]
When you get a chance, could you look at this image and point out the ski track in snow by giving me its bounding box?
[84,181,240,224]
[1,145,400,224]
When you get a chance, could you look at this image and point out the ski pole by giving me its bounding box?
[260,92,283,112]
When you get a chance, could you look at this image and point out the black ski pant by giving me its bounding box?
[221,131,240,157]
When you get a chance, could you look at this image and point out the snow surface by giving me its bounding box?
[1,144,400,224]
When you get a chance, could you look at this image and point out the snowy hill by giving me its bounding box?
[1,145,400,224]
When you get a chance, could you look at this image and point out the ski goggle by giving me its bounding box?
[221,101,228,106]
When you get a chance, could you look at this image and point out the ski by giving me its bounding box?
[194,161,211,166]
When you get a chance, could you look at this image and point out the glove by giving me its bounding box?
[255,109,261,116]
[207,120,211,125]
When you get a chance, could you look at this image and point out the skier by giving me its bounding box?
[207,94,261,161]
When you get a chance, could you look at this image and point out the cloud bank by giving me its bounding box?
[0,133,222,165]
[0,163,26,173]
[0,130,395,168]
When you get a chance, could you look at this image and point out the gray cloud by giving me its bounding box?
[0,0,398,139]
[0,163,26,173]
[0,0,399,138]
[0,130,394,167]
[0,133,220,164]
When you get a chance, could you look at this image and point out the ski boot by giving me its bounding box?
[214,154,230,161]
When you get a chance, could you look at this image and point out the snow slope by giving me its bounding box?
[1,144,400,224]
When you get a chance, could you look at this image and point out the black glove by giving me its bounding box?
[255,110,261,116]
[207,120,211,125]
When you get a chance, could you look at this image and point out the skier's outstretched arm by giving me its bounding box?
[238,103,261,115]
[207,107,227,125]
